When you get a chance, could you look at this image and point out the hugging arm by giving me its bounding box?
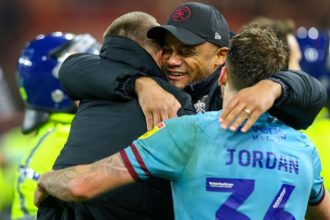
[34,153,133,206]
[58,53,147,100]
[59,54,190,128]
[269,70,327,129]
[135,77,195,130]
[220,70,327,131]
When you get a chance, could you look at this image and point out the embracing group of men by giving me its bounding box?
[11,2,330,220]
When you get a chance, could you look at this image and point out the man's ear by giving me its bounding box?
[156,49,163,67]
[215,47,228,66]
[218,66,228,86]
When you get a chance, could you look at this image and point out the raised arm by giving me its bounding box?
[220,70,327,131]
[59,54,194,128]
[34,153,133,206]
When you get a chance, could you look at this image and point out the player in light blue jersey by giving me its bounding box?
[34,25,330,219]
[124,112,324,219]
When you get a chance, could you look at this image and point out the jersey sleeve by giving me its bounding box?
[120,115,199,181]
[308,147,326,205]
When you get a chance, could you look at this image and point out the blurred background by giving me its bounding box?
[1,0,330,219]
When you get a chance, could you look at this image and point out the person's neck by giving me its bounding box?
[222,85,237,109]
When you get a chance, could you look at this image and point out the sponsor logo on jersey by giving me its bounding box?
[139,122,166,139]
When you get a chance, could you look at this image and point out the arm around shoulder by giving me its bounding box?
[269,70,327,129]
[36,153,134,202]
[59,53,147,100]
[135,77,188,130]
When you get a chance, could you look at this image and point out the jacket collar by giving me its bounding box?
[184,67,221,101]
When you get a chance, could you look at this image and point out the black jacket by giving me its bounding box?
[38,37,195,220]
[60,51,327,130]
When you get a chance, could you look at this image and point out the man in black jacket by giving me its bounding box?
[37,12,194,220]
[59,2,326,132]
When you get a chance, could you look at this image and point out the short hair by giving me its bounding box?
[103,11,159,47]
[226,25,289,91]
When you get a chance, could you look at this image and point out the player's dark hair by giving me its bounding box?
[227,25,289,90]
[247,17,294,56]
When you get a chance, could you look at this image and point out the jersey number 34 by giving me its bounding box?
[206,178,295,220]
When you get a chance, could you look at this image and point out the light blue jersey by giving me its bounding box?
[121,111,325,220]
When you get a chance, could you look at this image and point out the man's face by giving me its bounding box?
[159,34,227,89]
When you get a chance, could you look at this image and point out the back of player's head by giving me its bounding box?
[226,25,288,90]
[17,32,100,133]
